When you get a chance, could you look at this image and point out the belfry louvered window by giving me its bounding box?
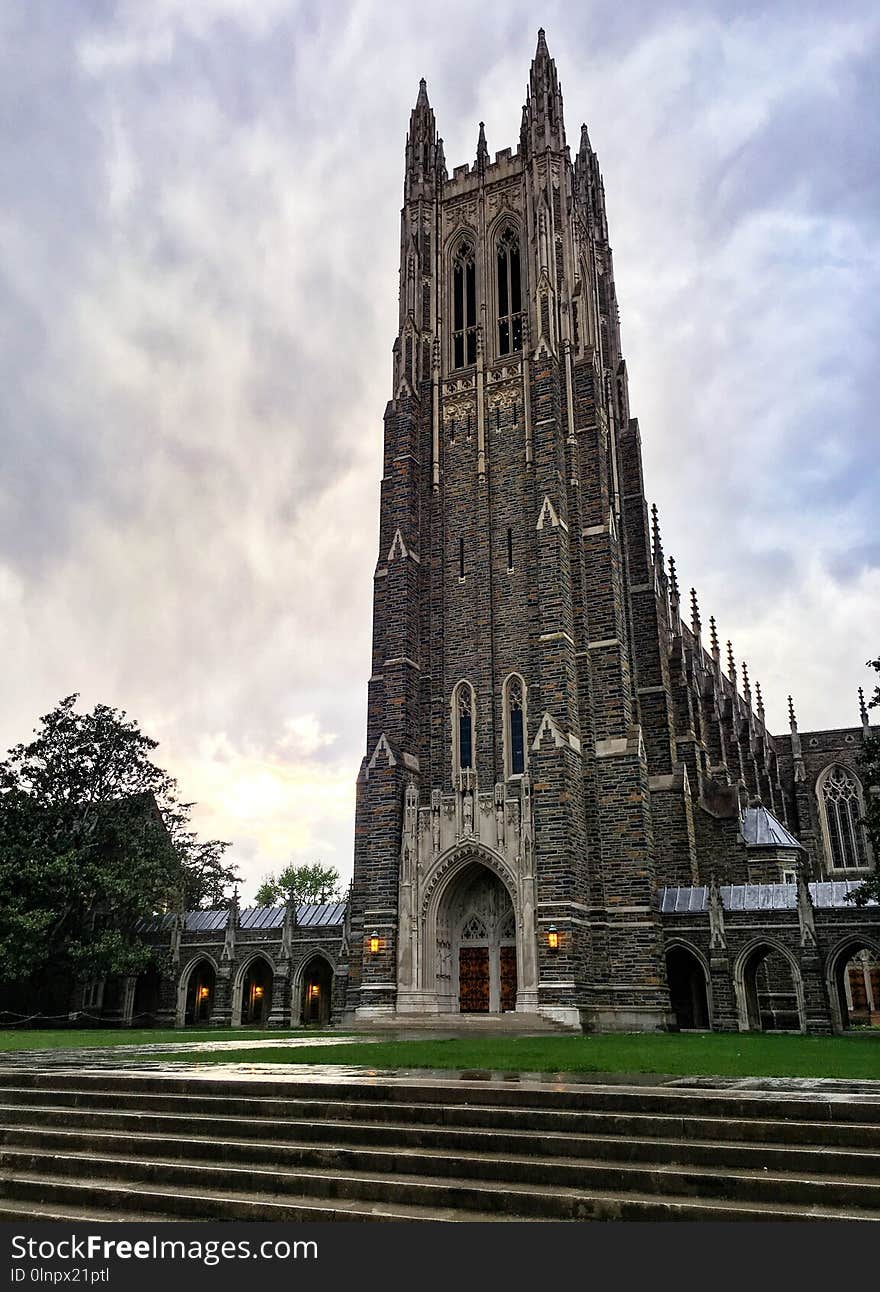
[497,226,523,356]
[819,765,869,869]
[452,240,477,369]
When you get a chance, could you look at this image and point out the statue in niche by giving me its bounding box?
[463,791,474,837]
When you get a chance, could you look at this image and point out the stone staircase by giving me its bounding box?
[0,1069,879,1221]
[345,1011,575,1034]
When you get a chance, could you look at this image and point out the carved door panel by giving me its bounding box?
[459,947,489,1013]
[500,946,517,1012]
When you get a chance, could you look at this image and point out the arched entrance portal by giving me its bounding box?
[437,862,517,1014]
[300,956,333,1026]
[739,944,803,1032]
[240,957,273,1026]
[666,945,710,1030]
[184,960,216,1026]
[832,943,880,1030]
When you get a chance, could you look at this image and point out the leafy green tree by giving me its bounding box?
[849,657,880,906]
[254,862,341,908]
[0,695,236,988]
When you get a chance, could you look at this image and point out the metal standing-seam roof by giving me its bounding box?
[137,900,346,934]
[740,806,804,851]
[656,881,875,914]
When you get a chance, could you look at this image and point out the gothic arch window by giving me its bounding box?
[503,673,527,778]
[452,239,476,369]
[496,225,523,356]
[452,681,476,775]
[817,765,871,871]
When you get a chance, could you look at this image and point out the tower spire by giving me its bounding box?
[755,679,766,725]
[522,27,566,156]
[405,78,443,199]
[709,615,719,659]
[690,588,702,637]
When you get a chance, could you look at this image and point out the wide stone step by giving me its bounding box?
[3,1070,879,1125]
[4,1119,880,1181]
[3,1144,880,1216]
[2,1166,876,1224]
[1,1087,879,1150]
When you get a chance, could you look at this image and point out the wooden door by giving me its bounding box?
[459,947,489,1013]
[500,946,517,1012]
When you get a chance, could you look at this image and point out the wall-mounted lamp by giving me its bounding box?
[253,985,264,999]
[368,930,380,955]
[547,924,559,952]
[309,983,320,1000]
[197,985,210,1000]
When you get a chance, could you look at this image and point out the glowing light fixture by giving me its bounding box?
[369,930,380,955]
[547,925,559,952]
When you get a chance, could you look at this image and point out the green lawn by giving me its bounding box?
[144,1031,880,1079]
[0,1028,331,1052]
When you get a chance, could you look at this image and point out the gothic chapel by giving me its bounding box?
[344,31,878,1033]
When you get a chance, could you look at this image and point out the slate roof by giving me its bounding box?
[138,900,346,934]
[656,881,876,914]
[740,806,803,851]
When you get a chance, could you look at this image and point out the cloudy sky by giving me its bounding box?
[1,1,877,899]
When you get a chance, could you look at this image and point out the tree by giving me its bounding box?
[0,694,237,991]
[849,656,880,906]
[255,862,341,908]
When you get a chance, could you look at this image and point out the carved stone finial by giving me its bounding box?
[859,686,870,731]
[668,555,680,601]
[726,640,736,683]
[755,679,766,722]
[690,588,701,636]
[476,120,489,174]
[709,615,719,656]
[650,502,663,567]
[788,695,798,730]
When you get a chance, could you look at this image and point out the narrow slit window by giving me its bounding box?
[507,527,514,570]
[457,686,473,770]
[453,240,477,369]
[459,535,465,580]
[497,226,523,356]
[506,677,526,776]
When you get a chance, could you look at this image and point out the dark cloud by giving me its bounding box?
[0,1,876,894]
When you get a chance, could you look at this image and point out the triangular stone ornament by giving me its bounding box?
[608,509,617,543]
[387,528,409,562]
[367,733,397,775]
[531,711,567,751]
[536,496,560,531]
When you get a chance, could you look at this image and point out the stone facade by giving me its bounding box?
[92,902,348,1030]
[344,30,878,1033]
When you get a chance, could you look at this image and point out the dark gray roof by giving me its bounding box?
[657,881,875,914]
[138,900,346,934]
[741,806,803,851]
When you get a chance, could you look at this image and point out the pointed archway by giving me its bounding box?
[435,860,518,1014]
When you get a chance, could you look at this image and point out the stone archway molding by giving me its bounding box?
[733,937,806,1034]
[175,953,219,1028]
[411,840,538,1014]
[230,950,277,1028]
[664,937,714,1029]
[824,933,880,1034]
[291,949,337,1027]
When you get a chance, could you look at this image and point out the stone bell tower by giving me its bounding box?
[345,30,681,1030]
